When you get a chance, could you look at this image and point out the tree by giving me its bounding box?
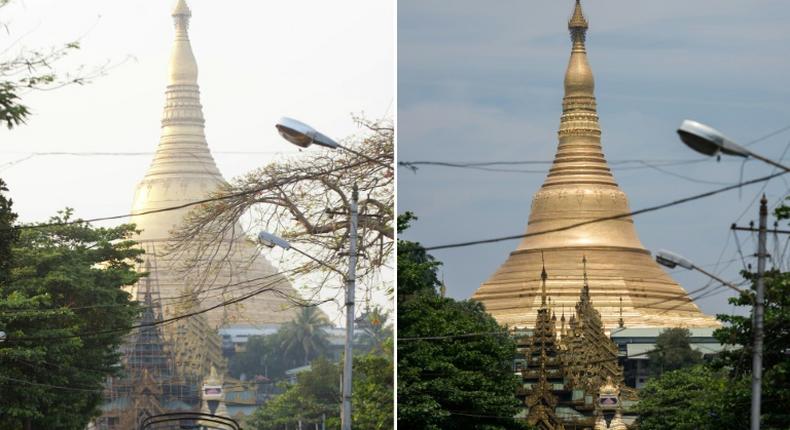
[0,208,143,429]
[228,333,291,381]
[638,202,790,429]
[354,305,393,355]
[352,339,394,430]
[0,179,18,283]
[246,357,342,430]
[279,306,331,367]
[636,365,750,430]
[711,268,790,429]
[648,327,703,377]
[245,346,394,430]
[1,0,111,129]
[397,213,528,430]
[169,116,393,299]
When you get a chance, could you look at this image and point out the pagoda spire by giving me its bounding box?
[473,0,720,331]
[131,0,223,241]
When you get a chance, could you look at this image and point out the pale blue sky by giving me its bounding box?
[397,0,790,317]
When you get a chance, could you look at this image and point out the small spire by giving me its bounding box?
[173,0,191,18]
[581,255,591,303]
[541,251,548,306]
[143,260,153,306]
[568,0,588,44]
[618,296,624,328]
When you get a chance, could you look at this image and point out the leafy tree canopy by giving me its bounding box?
[397,213,529,430]
[638,201,790,429]
[637,365,750,430]
[246,344,394,430]
[648,327,703,377]
[0,207,142,430]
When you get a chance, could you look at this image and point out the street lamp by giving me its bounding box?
[275,117,392,169]
[276,117,339,149]
[676,121,780,430]
[274,117,368,430]
[677,120,790,172]
[259,224,358,430]
[655,249,745,295]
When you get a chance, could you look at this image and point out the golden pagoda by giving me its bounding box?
[515,263,637,429]
[473,1,718,330]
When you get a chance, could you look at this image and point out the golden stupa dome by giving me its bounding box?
[472,1,718,330]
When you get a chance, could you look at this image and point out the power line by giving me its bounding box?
[424,171,788,251]
[1,159,370,232]
[4,269,326,343]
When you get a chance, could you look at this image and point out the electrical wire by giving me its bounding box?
[4,269,328,343]
[0,158,371,233]
[424,170,788,251]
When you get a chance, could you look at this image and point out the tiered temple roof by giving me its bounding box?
[515,259,635,429]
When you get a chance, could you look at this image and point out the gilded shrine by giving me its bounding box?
[514,259,635,429]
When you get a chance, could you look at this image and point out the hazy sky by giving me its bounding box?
[398,0,790,318]
[1,0,394,322]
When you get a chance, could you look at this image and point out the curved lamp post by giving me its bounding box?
[677,120,790,172]
[259,227,357,430]
[275,117,392,169]
[655,249,745,295]
[676,120,781,430]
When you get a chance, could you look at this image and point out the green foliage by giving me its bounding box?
[352,339,394,430]
[0,207,143,429]
[396,212,442,301]
[711,268,790,429]
[640,257,790,428]
[246,357,341,430]
[0,179,18,284]
[648,327,703,377]
[1,30,84,129]
[636,365,750,430]
[355,305,393,355]
[278,306,331,367]
[246,346,394,430]
[228,333,293,381]
[229,306,333,380]
[397,213,527,430]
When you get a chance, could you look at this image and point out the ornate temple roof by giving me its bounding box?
[473,0,718,330]
[516,263,633,429]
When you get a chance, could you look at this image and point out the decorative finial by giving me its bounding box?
[540,251,548,306]
[143,260,153,306]
[618,297,624,328]
[568,0,588,44]
[581,255,591,302]
[172,0,192,31]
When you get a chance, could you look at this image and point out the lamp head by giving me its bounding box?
[275,117,339,149]
[258,231,291,250]
[677,120,749,158]
[655,249,695,271]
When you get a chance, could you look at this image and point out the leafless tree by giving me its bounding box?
[167,116,394,306]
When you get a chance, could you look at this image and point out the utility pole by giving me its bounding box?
[730,195,790,430]
[751,195,768,430]
[341,184,358,430]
